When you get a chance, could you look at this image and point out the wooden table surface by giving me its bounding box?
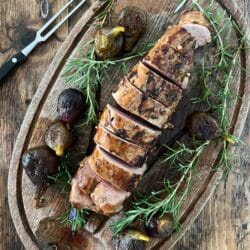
[0,1,249,249]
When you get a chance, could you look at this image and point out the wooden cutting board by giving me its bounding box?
[8,0,250,249]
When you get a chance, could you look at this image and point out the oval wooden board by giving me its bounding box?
[8,0,250,249]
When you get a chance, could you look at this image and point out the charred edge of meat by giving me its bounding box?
[100,104,161,148]
[127,62,183,107]
[89,146,146,192]
[94,125,148,166]
[142,58,189,90]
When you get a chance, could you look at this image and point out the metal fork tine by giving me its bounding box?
[42,0,87,41]
[38,0,75,35]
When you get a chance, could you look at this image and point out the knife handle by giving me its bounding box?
[0,51,27,83]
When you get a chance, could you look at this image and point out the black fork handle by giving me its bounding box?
[0,51,27,83]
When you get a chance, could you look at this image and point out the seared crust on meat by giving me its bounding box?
[179,10,210,28]
[127,62,183,107]
[100,104,161,148]
[91,182,130,215]
[113,77,176,128]
[143,43,192,89]
[88,146,146,192]
[159,25,195,60]
[94,125,148,166]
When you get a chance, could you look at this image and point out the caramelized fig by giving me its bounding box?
[45,121,73,157]
[145,213,174,238]
[117,7,147,51]
[95,26,125,60]
[57,88,85,125]
[22,147,59,208]
[187,112,220,140]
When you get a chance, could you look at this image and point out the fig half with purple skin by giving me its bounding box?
[21,147,59,208]
[187,112,220,140]
[57,88,85,125]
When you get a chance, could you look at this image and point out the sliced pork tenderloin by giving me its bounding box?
[94,125,148,166]
[127,61,183,107]
[70,178,98,211]
[88,146,146,192]
[179,10,210,28]
[75,159,101,194]
[154,25,195,61]
[91,182,130,215]
[113,77,176,128]
[99,104,161,148]
[179,10,211,48]
[143,42,192,89]
[182,23,211,48]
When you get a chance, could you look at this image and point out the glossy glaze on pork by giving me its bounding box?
[70,11,211,215]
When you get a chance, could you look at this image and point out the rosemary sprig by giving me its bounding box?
[95,0,115,27]
[111,141,209,235]
[60,206,90,232]
[63,42,154,124]
[49,153,74,194]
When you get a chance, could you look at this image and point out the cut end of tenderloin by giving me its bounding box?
[91,182,130,215]
[113,77,174,128]
[94,125,148,166]
[100,104,161,148]
[179,10,210,28]
[88,146,146,192]
[70,178,98,211]
[75,159,101,194]
[182,23,211,48]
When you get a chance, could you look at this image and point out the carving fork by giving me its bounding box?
[0,0,87,83]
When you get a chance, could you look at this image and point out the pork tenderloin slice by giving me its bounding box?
[94,125,148,166]
[70,178,98,211]
[75,158,101,193]
[91,182,130,215]
[88,146,146,192]
[113,77,176,128]
[100,104,161,148]
[179,10,210,28]
[182,23,211,48]
[127,61,183,107]
[143,43,192,89]
[156,25,195,60]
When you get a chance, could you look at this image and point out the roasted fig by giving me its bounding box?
[117,7,147,51]
[22,147,59,207]
[145,213,174,238]
[95,26,125,60]
[45,121,73,157]
[57,88,85,125]
[187,112,220,140]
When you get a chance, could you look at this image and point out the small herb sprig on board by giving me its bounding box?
[50,153,90,230]
[112,141,209,235]
[190,0,245,178]
[60,205,90,232]
[63,42,154,124]
[95,0,115,27]
[111,0,245,235]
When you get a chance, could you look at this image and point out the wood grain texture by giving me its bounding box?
[0,1,249,250]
